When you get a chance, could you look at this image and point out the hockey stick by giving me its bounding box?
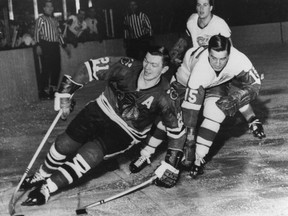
[76,175,157,215]
[8,110,63,216]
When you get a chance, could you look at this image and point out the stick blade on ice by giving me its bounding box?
[76,208,88,215]
[8,193,16,216]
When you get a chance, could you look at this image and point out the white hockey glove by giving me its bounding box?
[155,161,179,188]
[54,75,82,120]
[54,93,74,120]
[154,149,183,188]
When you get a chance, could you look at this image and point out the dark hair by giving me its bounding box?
[197,0,214,6]
[208,34,231,55]
[209,0,214,6]
[147,46,170,67]
[44,0,53,6]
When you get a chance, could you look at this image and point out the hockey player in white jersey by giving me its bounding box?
[181,35,261,178]
[129,0,265,173]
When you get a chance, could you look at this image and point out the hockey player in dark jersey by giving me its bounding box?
[21,46,186,206]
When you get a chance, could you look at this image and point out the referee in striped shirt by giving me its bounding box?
[35,0,67,99]
[123,0,153,60]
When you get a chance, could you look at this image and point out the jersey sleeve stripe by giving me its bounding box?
[197,136,213,146]
[84,61,94,81]
[167,127,186,139]
[181,101,202,110]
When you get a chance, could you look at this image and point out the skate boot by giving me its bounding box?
[129,155,151,173]
[20,170,47,190]
[21,181,50,206]
[189,163,204,179]
[248,116,266,139]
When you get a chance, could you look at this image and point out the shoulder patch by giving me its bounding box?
[167,87,178,100]
[120,57,134,68]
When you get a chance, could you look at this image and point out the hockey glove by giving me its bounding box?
[54,75,83,120]
[54,93,75,120]
[155,161,179,188]
[154,149,183,188]
[216,95,239,117]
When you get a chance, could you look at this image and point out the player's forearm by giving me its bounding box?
[181,86,205,128]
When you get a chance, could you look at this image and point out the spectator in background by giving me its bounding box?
[123,0,152,60]
[15,23,36,47]
[85,7,102,42]
[34,0,68,99]
[64,8,88,47]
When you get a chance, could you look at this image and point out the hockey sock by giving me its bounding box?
[49,153,91,191]
[239,104,255,122]
[195,118,220,164]
[42,142,67,174]
[141,145,156,158]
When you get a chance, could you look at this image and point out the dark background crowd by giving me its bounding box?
[0,0,286,50]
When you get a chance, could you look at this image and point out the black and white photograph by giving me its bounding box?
[0,0,288,215]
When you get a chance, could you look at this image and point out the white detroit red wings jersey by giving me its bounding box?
[180,46,261,128]
[186,13,231,48]
[186,46,260,90]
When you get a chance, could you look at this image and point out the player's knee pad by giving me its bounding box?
[77,140,105,168]
[55,132,82,155]
[203,97,226,123]
[59,153,91,184]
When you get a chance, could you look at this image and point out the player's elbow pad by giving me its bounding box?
[58,75,83,94]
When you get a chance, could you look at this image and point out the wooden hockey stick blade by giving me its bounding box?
[8,110,63,216]
[76,175,157,215]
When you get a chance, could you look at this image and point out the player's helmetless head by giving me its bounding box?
[208,35,231,72]
[196,0,213,19]
[43,0,54,16]
[129,0,138,13]
[143,46,170,81]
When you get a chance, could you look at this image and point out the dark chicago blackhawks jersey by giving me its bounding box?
[71,56,185,145]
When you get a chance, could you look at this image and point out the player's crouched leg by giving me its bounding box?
[190,95,226,179]
[22,140,104,206]
[21,133,81,191]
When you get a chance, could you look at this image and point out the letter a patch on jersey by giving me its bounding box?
[142,96,154,109]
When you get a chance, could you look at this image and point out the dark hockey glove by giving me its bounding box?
[154,149,183,188]
[169,37,189,66]
[216,95,239,117]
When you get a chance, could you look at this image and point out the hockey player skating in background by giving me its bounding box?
[20,46,186,206]
[130,0,265,173]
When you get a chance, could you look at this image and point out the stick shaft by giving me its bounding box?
[81,175,157,210]
[8,110,63,215]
